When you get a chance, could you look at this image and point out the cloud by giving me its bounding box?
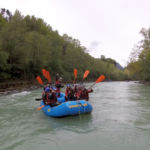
[88,41,101,52]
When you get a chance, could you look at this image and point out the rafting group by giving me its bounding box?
[36,68,105,117]
[38,71,93,107]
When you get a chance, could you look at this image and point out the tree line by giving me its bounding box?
[126,28,150,81]
[0,9,127,83]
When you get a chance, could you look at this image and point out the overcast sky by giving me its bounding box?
[1,0,150,66]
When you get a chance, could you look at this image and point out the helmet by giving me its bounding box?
[67,84,71,87]
[45,87,50,92]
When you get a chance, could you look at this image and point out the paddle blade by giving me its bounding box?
[74,68,78,79]
[96,75,105,83]
[46,71,51,82]
[42,69,51,82]
[36,76,43,85]
[37,105,44,110]
[83,70,90,79]
[42,69,47,78]
[35,98,42,101]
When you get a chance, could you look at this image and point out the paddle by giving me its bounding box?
[46,71,51,83]
[36,76,43,85]
[73,68,78,83]
[83,70,90,80]
[42,69,51,83]
[37,105,44,110]
[35,98,42,101]
[42,69,47,79]
[88,75,105,89]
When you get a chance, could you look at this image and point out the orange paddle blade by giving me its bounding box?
[42,69,51,82]
[74,68,78,79]
[83,70,90,79]
[42,69,47,79]
[46,71,51,82]
[36,76,43,85]
[96,75,105,83]
[37,105,44,110]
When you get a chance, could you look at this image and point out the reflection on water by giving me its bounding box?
[1,81,150,150]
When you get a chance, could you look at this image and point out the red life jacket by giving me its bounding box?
[45,92,57,105]
[65,88,69,96]
[56,80,60,84]
[80,88,93,101]
[56,80,61,94]
[75,89,82,99]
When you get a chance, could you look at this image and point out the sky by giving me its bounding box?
[1,0,150,66]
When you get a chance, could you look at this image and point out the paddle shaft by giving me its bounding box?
[37,105,44,110]
[88,82,96,89]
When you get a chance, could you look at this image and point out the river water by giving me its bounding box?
[0,81,150,150]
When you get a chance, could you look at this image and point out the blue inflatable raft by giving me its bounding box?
[40,100,93,117]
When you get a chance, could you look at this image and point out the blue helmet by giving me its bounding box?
[45,87,50,92]
[67,84,71,87]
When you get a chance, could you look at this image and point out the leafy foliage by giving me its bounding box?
[0,9,126,82]
[127,28,150,81]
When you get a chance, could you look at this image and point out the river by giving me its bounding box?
[0,81,150,150]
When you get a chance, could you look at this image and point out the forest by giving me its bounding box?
[126,28,150,81]
[0,9,130,83]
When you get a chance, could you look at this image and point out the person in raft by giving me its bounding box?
[65,84,93,101]
[65,84,75,101]
[42,86,58,107]
[55,73,64,97]
[79,86,93,101]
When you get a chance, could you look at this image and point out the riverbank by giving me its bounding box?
[0,80,40,95]
[0,80,71,95]
[0,80,143,95]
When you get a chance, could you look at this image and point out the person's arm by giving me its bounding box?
[87,89,93,93]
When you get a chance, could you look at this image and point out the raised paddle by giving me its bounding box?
[42,69,47,79]
[42,69,51,83]
[88,75,105,89]
[73,68,78,83]
[46,71,51,83]
[83,70,90,80]
[36,76,43,85]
